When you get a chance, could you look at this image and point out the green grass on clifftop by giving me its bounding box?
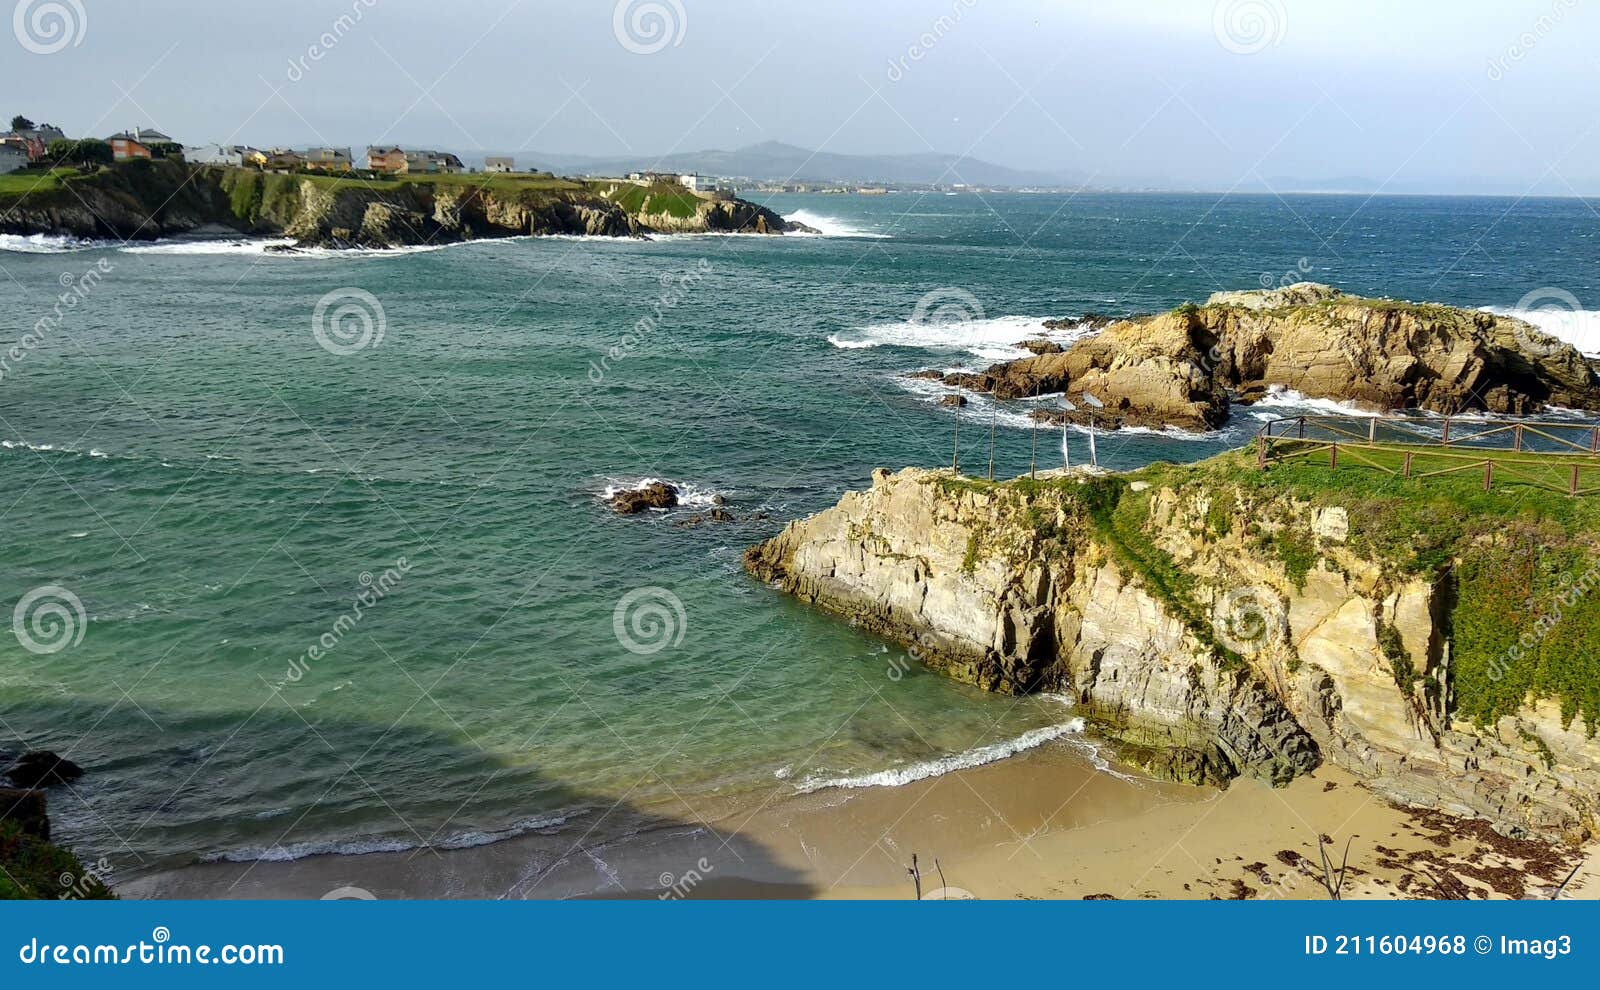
[954,444,1600,733]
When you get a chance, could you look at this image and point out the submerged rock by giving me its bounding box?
[5,752,84,789]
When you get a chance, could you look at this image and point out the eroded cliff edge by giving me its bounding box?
[745,456,1600,841]
[0,160,803,247]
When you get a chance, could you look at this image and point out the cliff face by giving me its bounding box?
[0,161,800,247]
[941,284,1600,430]
[746,465,1600,840]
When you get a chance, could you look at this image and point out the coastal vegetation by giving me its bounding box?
[0,159,800,247]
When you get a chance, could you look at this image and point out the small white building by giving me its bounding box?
[0,144,28,174]
[185,144,243,167]
[484,156,514,173]
[678,172,706,192]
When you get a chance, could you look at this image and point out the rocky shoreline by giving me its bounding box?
[0,160,812,249]
[920,284,1600,431]
[744,457,1600,843]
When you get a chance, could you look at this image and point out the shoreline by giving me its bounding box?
[116,732,1588,901]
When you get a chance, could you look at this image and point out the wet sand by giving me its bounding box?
[118,736,1591,901]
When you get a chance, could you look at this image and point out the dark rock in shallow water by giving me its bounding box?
[610,482,680,514]
[0,788,50,840]
[5,752,84,789]
[938,395,969,408]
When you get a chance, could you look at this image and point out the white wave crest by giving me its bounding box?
[794,719,1086,794]
[1247,385,1381,418]
[830,315,1089,360]
[599,476,728,508]
[0,233,103,254]
[1483,305,1600,357]
[118,238,297,256]
[204,811,578,863]
[783,209,891,239]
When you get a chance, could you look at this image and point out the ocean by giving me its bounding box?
[3,190,1598,887]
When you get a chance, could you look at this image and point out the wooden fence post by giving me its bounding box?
[1484,460,1493,492]
[1442,418,1451,444]
[1368,417,1377,443]
[1514,424,1523,452]
[1330,443,1338,470]
[1403,451,1413,478]
[1572,464,1581,497]
[1592,425,1598,454]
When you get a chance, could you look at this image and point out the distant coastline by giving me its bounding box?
[0,160,811,249]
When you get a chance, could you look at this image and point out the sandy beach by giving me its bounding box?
[118,737,1589,902]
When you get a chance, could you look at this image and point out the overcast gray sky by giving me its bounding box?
[6,0,1597,193]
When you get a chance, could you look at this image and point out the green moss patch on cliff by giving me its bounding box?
[0,821,113,900]
[1129,448,1600,733]
[597,181,701,219]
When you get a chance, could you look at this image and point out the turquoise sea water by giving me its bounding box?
[2,191,1598,878]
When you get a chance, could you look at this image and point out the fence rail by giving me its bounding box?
[1255,414,1600,497]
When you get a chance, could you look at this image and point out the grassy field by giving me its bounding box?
[940,441,1600,733]
[591,180,702,219]
[0,167,80,197]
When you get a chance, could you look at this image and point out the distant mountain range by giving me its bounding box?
[509,141,1076,187]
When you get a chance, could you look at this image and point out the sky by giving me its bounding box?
[4,0,1597,193]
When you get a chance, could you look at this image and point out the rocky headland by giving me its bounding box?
[745,452,1600,842]
[928,284,1600,431]
[0,160,809,249]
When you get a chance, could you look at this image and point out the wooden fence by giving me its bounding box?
[1254,415,1600,497]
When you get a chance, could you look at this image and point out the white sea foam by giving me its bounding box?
[1482,305,1600,356]
[783,209,891,239]
[0,233,103,254]
[599,476,728,508]
[1247,385,1381,419]
[793,719,1087,794]
[205,811,578,863]
[894,375,1222,442]
[830,315,1088,360]
[118,238,297,256]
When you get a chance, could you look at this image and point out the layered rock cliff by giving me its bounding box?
[0,160,803,247]
[746,458,1600,840]
[936,284,1600,430]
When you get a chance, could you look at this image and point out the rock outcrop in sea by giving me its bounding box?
[933,284,1600,430]
[745,461,1600,840]
[0,160,807,248]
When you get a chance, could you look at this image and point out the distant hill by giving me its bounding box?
[508,141,1075,187]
